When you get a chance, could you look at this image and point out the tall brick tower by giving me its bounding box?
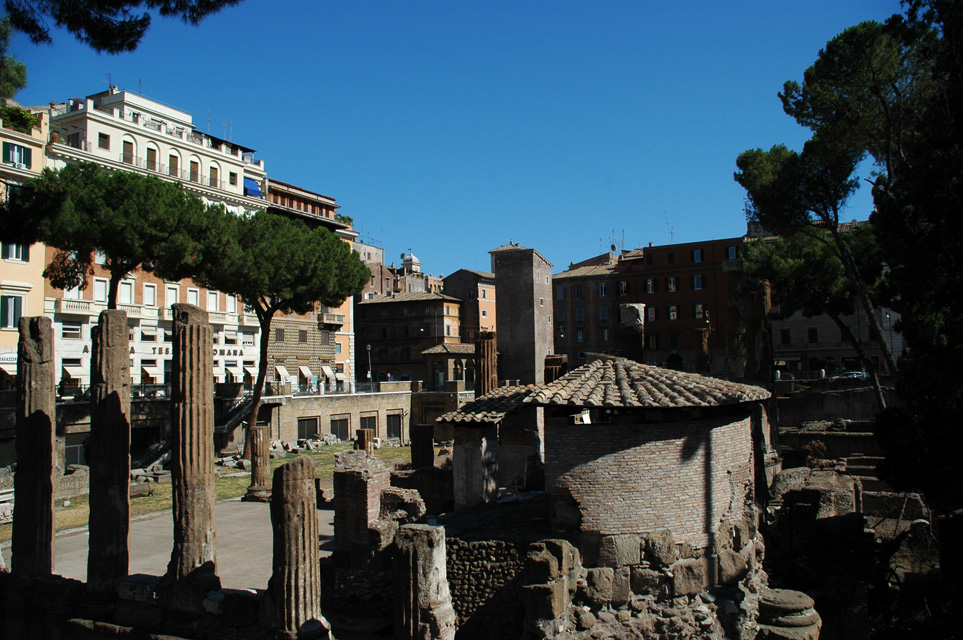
[489,243,553,385]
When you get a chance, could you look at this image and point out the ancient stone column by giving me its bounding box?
[356,428,375,456]
[11,317,57,577]
[474,331,497,398]
[243,425,271,502]
[87,310,132,594]
[394,524,456,640]
[162,304,219,604]
[270,457,332,639]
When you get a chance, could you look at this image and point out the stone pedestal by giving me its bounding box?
[474,332,497,398]
[394,524,456,640]
[453,425,498,509]
[270,457,332,639]
[243,425,271,502]
[161,304,220,607]
[87,310,132,594]
[12,317,57,577]
[356,428,375,456]
[333,450,390,567]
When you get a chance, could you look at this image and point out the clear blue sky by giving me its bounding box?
[11,0,903,276]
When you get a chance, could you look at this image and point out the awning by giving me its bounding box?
[243,177,263,197]
[320,365,335,381]
[63,365,86,379]
[298,365,313,379]
[244,366,257,378]
[142,366,165,380]
[213,366,226,382]
[227,366,244,379]
[335,372,347,382]
[0,362,16,375]
[275,365,290,380]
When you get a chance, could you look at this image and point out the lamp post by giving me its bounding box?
[366,343,372,383]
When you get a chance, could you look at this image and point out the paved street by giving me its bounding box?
[1,499,336,590]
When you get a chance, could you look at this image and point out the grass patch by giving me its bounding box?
[0,444,414,543]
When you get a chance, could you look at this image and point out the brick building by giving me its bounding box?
[442,269,497,343]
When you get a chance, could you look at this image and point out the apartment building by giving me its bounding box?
[442,269,496,343]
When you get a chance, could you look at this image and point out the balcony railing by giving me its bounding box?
[56,298,99,315]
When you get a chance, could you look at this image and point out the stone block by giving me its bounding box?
[598,534,641,567]
[630,567,664,595]
[612,566,631,607]
[582,567,614,606]
[526,547,559,584]
[645,529,677,567]
[716,549,749,585]
[670,559,707,597]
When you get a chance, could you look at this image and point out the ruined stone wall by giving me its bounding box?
[545,414,753,549]
[446,537,527,640]
[391,466,454,515]
[273,390,411,444]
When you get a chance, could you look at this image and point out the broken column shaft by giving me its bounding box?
[474,331,497,398]
[270,456,330,638]
[163,304,219,600]
[394,524,456,640]
[243,425,271,502]
[87,310,132,594]
[11,316,57,577]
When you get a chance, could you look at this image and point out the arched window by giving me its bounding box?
[168,150,181,178]
[209,162,221,188]
[145,143,159,172]
[121,136,136,166]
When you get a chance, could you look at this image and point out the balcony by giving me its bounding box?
[55,298,101,316]
[321,313,345,330]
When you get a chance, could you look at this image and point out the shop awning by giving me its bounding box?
[63,365,85,379]
[244,366,258,378]
[298,365,313,379]
[0,361,16,375]
[335,372,347,382]
[320,365,335,381]
[213,366,226,382]
[227,366,244,379]
[142,366,165,380]
[275,365,290,380]
[243,177,262,197]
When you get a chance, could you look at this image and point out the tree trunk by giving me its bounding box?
[829,314,887,410]
[242,309,273,460]
[107,273,120,310]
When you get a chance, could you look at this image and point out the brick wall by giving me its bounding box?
[446,537,527,640]
[545,413,753,549]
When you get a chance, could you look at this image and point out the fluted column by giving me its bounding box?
[243,425,271,502]
[474,331,497,398]
[270,457,331,638]
[162,304,219,605]
[87,310,132,594]
[394,524,456,640]
[11,317,57,577]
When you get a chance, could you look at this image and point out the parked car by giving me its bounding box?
[774,371,795,381]
[834,370,868,380]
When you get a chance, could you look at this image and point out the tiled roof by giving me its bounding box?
[358,291,460,304]
[525,356,771,408]
[422,343,477,355]
[489,242,530,252]
[621,248,646,259]
[438,385,537,424]
[553,264,617,280]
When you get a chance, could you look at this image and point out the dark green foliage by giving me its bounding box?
[0,14,26,99]
[4,0,243,53]
[0,162,208,307]
[0,104,36,132]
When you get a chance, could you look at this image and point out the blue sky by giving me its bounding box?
[11,0,903,276]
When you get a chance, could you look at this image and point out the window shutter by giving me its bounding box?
[22,244,29,261]
[2,142,10,163]
[23,147,32,168]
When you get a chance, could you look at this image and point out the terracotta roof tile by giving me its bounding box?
[525,356,770,409]
[421,343,476,355]
[358,291,460,304]
[438,385,536,424]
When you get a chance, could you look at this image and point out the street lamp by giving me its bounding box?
[366,343,372,381]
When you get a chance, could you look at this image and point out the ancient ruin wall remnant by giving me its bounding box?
[11,316,57,577]
[475,331,497,398]
[333,450,390,566]
[163,304,219,598]
[244,425,271,502]
[270,456,332,638]
[394,524,457,640]
[87,310,132,593]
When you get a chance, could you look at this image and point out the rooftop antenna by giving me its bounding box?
[138,78,142,95]
[207,108,211,134]
[664,211,675,244]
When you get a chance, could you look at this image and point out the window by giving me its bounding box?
[299,329,308,343]
[189,160,200,183]
[667,252,675,264]
[1,294,23,328]
[598,282,609,297]
[576,307,585,322]
[646,279,655,294]
[94,250,107,265]
[539,297,544,307]
[727,246,737,260]
[693,275,703,290]
[808,327,819,344]
[601,327,610,342]
[481,309,487,318]
[669,333,680,349]
[556,285,564,300]
[692,249,703,262]
[168,154,179,177]
[481,288,487,299]
[575,329,585,343]
[225,295,236,313]
[667,277,677,292]
[669,305,678,320]
[64,284,80,300]
[330,415,350,441]
[780,328,791,345]
[229,171,238,186]
[209,165,219,188]
[166,285,178,307]
[143,284,156,307]
[599,306,608,321]
[647,306,656,322]
[694,303,705,319]
[1,242,28,261]
[2,141,32,168]
[122,140,134,164]
[62,321,82,339]
[575,283,584,298]
[275,328,285,342]
[118,281,133,305]
[619,280,628,295]
[298,417,319,440]
[187,288,199,306]
[93,278,108,303]
[98,133,110,150]
[361,415,378,432]
[224,333,237,345]
[387,413,402,439]
[146,147,157,172]
[647,334,659,349]
[207,291,218,311]
[335,342,342,354]
[556,308,565,322]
